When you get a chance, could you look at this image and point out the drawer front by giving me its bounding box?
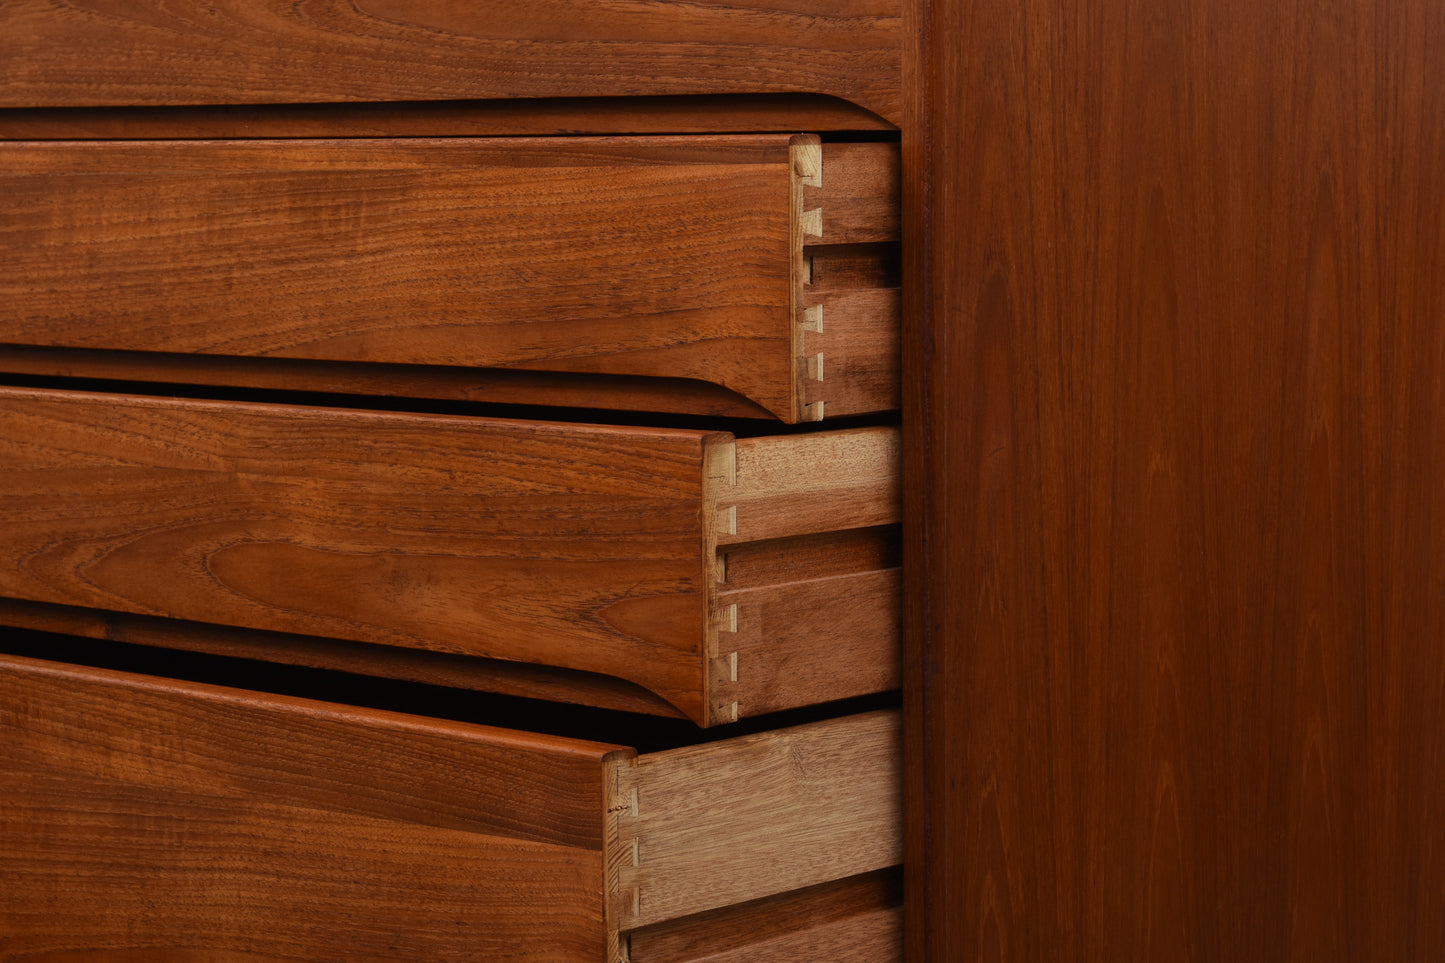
[0,136,898,423]
[0,652,901,962]
[0,652,620,961]
[0,386,898,725]
[0,1,903,123]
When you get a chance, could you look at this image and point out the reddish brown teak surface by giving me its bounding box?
[905,0,1445,959]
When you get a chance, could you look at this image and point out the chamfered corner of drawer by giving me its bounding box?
[602,709,901,941]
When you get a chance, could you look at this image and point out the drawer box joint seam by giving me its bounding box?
[706,437,742,725]
[790,134,826,423]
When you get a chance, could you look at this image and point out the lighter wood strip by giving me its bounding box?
[606,710,901,932]
[702,436,742,725]
[709,427,901,546]
[789,134,826,422]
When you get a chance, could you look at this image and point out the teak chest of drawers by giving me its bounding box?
[0,5,904,961]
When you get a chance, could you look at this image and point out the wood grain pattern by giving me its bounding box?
[0,136,798,418]
[720,526,899,590]
[704,428,901,722]
[812,143,903,245]
[607,709,901,935]
[715,568,901,719]
[709,428,902,545]
[0,0,903,123]
[1,654,901,960]
[627,869,901,963]
[0,388,900,725]
[904,0,1445,958]
[711,526,900,722]
[790,139,903,424]
[0,346,779,421]
[802,287,903,417]
[0,385,718,721]
[0,136,899,423]
[658,910,899,963]
[0,651,621,960]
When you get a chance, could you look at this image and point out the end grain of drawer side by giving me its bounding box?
[0,135,898,423]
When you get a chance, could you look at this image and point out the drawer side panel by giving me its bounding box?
[607,709,902,931]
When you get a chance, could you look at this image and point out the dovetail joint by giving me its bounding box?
[800,207,823,238]
[612,782,643,930]
[793,139,823,186]
[707,440,737,486]
[717,504,737,537]
[802,304,823,332]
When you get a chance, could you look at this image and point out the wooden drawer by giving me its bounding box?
[0,386,898,727]
[0,2,902,124]
[0,135,898,423]
[0,650,901,962]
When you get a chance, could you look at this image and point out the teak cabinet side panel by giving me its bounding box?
[905,0,1445,958]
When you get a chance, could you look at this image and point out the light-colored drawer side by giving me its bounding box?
[703,427,901,724]
[605,709,902,943]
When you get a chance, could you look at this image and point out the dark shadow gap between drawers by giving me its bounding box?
[0,364,899,439]
[0,94,901,140]
[0,622,899,754]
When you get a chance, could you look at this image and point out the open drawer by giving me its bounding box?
[0,134,898,423]
[0,386,898,727]
[0,650,900,961]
